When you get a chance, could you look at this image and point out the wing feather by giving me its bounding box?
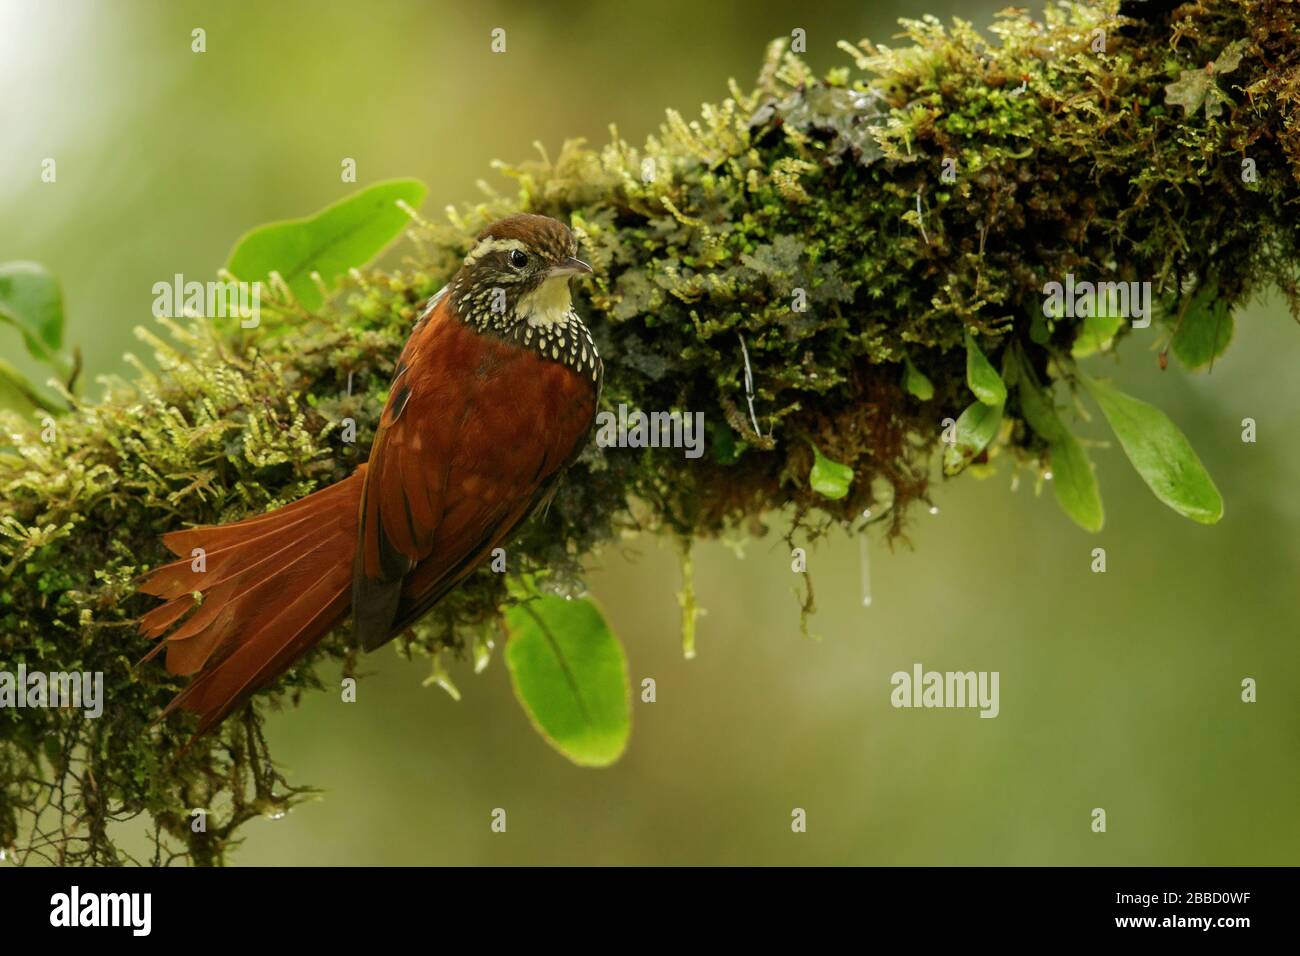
[352,300,597,651]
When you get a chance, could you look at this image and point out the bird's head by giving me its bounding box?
[449,213,592,333]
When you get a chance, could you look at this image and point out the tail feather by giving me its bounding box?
[146,518,344,651]
[138,469,365,735]
[139,510,322,601]
[161,563,352,735]
[138,595,196,642]
[164,531,350,673]
[156,479,353,555]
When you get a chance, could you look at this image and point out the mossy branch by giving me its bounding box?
[2,0,1297,864]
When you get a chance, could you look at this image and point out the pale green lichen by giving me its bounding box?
[3,0,1298,864]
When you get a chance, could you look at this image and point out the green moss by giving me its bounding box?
[3,0,1297,864]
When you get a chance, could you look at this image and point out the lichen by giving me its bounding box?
[2,0,1297,864]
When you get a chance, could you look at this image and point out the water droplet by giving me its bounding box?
[1044,471,1054,481]
[267,810,286,821]
[862,509,872,519]
[928,506,940,515]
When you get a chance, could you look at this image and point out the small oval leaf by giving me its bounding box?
[902,355,934,401]
[1015,377,1064,443]
[1082,375,1223,524]
[1071,311,1126,358]
[1049,430,1104,533]
[0,358,49,414]
[808,442,854,499]
[1015,376,1104,532]
[943,400,1003,475]
[1172,283,1234,370]
[226,179,427,312]
[504,594,631,767]
[0,261,64,365]
[965,332,1007,406]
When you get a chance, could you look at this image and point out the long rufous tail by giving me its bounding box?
[137,468,366,736]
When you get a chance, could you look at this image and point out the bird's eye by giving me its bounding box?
[509,249,529,269]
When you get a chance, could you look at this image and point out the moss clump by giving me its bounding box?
[2,0,1297,864]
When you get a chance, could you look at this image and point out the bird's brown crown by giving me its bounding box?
[474,213,579,262]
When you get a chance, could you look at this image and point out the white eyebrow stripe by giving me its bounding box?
[464,237,529,265]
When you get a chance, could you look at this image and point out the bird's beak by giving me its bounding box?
[549,256,593,278]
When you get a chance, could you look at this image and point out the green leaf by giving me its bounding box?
[1013,365,1104,531]
[808,442,853,499]
[1165,70,1212,115]
[964,332,1006,406]
[943,400,1003,475]
[1172,284,1234,370]
[1015,374,1063,442]
[1165,68,1233,118]
[226,179,427,312]
[504,594,631,767]
[1071,311,1126,358]
[0,262,64,365]
[1049,430,1104,533]
[1212,39,1249,75]
[1082,375,1223,524]
[0,358,49,414]
[902,355,934,400]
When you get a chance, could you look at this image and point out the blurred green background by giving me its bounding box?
[3,0,1296,865]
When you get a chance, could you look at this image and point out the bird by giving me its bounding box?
[136,213,602,737]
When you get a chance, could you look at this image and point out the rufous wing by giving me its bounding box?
[353,305,597,651]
